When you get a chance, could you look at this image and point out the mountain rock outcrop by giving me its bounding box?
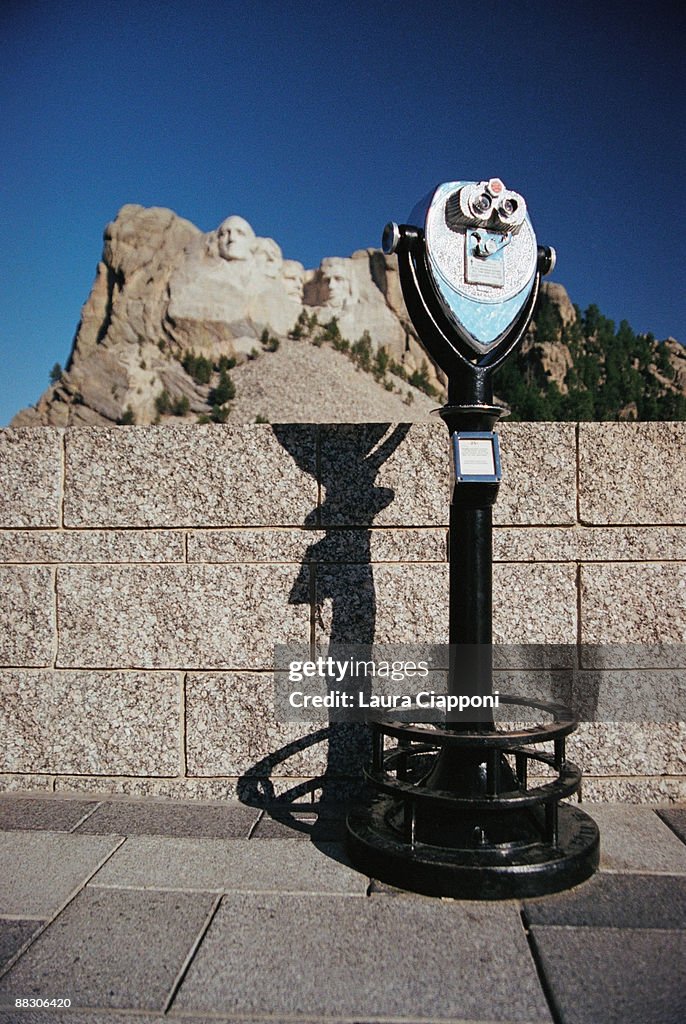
[12,204,683,426]
[14,205,435,426]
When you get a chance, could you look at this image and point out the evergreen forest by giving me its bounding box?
[494,294,685,421]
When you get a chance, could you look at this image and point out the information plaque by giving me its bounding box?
[452,431,501,483]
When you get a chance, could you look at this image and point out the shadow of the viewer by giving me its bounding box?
[236,423,411,843]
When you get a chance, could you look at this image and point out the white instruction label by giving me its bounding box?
[457,437,495,476]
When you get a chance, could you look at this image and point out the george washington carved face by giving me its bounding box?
[216,215,255,261]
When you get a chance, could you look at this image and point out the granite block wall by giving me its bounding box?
[0,422,684,803]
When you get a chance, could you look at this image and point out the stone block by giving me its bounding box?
[318,423,450,527]
[580,777,686,803]
[495,422,577,525]
[530,926,686,1024]
[56,565,309,668]
[579,421,686,524]
[0,795,97,832]
[64,424,317,527]
[523,872,686,929]
[172,893,552,1021]
[187,526,447,563]
[313,562,576,645]
[0,567,54,667]
[77,799,259,838]
[580,563,686,643]
[0,670,180,775]
[494,525,686,562]
[0,887,217,1012]
[0,429,62,528]
[0,832,119,916]
[0,776,53,794]
[52,774,315,802]
[0,530,184,563]
[571,669,686,723]
[569,724,686,778]
[582,803,686,873]
[493,563,577,643]
[314,563,448,645]
[91,836,367,894]
[185,672,370,780]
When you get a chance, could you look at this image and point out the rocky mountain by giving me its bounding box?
[12,204,685,426]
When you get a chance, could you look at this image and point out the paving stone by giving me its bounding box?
[0,567,54,667]
[530,925,686,1024]
[0,919,44,971]
[0,887,217,1012]
[0,832,120,916]
[0,670,180,775]
[0,429,62,528]
[0,1015,169,1024]
[580,563,686,644]
[251,808,347,841]
[0,1015,293,1024]
[0,529,184,564]
[0,796,97,832]
[76,799,260,838]
[172,892,552,1021]
[523,872,686,929]
[657,806,686,845]
[579,421,686,525]
[64,424,317,527]
[583,804,686,873]
[56,564,309,668]
[90,837,367,894]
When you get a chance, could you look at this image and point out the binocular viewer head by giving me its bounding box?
[445,178,528,232]
[383,179,555,358]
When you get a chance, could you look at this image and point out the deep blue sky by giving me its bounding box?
[1,0,684,425]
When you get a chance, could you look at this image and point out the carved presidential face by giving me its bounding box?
[253,237,283,279]
[321,258,353,307]
[217,216,255,261]
[282,259,305,300]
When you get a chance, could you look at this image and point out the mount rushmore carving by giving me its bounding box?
[14,203,434,425]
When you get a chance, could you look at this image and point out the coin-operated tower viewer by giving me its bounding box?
[346,179,599,898]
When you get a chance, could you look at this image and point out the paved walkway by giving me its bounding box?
[0,794,685,1024]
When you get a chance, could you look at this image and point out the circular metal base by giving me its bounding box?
[346,798,599,899]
